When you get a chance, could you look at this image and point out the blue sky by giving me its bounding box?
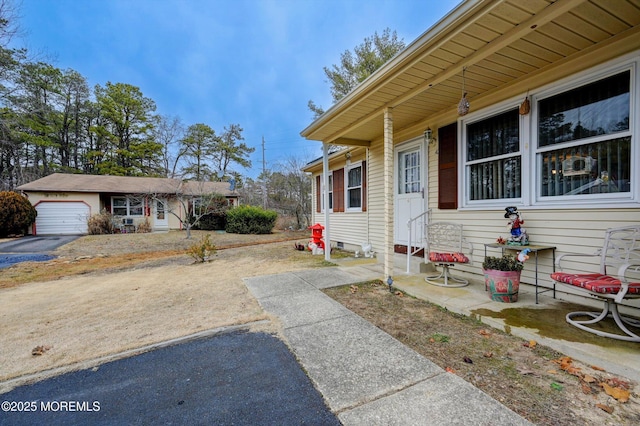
[15,0,460,179]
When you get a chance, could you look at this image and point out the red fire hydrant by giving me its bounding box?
[308,223,325,251]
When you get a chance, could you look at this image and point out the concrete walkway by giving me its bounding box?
[244,268,532,426]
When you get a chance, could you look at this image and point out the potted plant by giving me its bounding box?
[482,254,524,303]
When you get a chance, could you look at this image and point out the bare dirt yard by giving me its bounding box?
[1,230,638,425]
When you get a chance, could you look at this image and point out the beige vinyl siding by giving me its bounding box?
[426,173,640,308]
[366,141,387,255]
[309,149,375,250]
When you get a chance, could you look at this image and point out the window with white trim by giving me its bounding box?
[399,148,421,194]
[537,70,631,198]
[346,163,362,210]
[320,172,333,212]
[111,196,144,216]
[461,62,635,208]
[465,108,521,202]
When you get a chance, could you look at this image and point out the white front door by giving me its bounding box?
[153,199,169,230]
[394,139,427,247]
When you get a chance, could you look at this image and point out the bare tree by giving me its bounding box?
[266,154,312,229]
[145,180,228,239]
[153,114,184,178]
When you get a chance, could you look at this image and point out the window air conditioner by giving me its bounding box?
[562,156,593,176]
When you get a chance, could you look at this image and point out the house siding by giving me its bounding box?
[310,149,373,250]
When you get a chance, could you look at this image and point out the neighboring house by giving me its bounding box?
[17,173,238,235]
[301,0,640,304]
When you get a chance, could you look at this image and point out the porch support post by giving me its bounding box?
[383,107,394,280]
[322,142,331,261]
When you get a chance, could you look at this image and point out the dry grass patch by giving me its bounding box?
[0,232,326,392]
[0,230,310,289]
[324,281,640,426]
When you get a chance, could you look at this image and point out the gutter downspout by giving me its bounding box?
[323,142,331,262]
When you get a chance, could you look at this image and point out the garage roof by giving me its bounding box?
[17,173,235,196]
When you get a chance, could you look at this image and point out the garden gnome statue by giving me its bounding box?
[504,206,528,245]
[517,248,531,262]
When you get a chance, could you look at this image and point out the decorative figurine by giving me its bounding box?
[504,206,528,245]
[517,248,531,263]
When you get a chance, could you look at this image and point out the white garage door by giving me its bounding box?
[35,202,90,235]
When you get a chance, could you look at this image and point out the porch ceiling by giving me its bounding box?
[301,0,640,145]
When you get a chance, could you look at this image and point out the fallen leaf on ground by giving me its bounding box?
[528,340,537,349]
[463,356,473,364]
[606,377,631,390]
[596,403,614,414]
[601,382,630,402]
[31,345,52,356]
[517,367,534,375]
[582,374,596,383]
[555,356,582,376]
[554,356,573,369]
[446,367,456,373]
[349,285,358,293]
[566,366,582,376]
[478,329,492,338]
[483,352,493,358]
[394,291,404,297]
[591,365,605,371]
[581,382,592,394]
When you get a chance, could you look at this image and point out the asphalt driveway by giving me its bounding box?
[0,236,78,269]
[0,330,339,426]
[0,236,79,253]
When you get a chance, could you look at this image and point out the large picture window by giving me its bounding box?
[537,70,631,197]
[465,108,521,201]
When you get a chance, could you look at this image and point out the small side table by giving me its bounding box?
[484,243,556,304]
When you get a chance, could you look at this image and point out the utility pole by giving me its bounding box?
[262,136,267,209]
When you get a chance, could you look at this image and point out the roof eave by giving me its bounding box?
[300,0,484,141]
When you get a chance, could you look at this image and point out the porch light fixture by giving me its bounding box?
[424,127,436,146]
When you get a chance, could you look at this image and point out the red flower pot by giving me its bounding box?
[483,269,521,303]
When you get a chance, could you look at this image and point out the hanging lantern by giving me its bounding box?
[458,67,470,116]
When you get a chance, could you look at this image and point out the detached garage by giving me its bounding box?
[34,202,90,235]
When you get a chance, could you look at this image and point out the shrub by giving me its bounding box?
[136,219,152,233]
[192,213,227,231]
[187,234,216,262]
[225,205,277,234]
[192,195,230,231]
[87,210,115,235]
[0,191,37,237]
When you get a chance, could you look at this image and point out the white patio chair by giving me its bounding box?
[551,225,640,342]
[424,222,473,288]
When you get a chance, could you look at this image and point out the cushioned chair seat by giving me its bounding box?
[429,252,469,264]
[550,272,640,295]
